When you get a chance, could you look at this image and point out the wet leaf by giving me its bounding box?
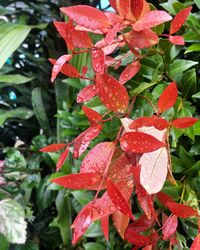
[100,216,109,241]
[171,117,198,129]
[130,0,144,19]
[92,49,105,74]
[77,84,97,103]
[105,23,120,44]
[125,228,151,247]
[82,106,102,125]
[119,60,141,84]
[56,146,70,171]
[157,192,176,207]
[162,215,178,240]
[191,234,200,250]
[129,117,168,130]
[167,202,197,218]
[112,209,130,239]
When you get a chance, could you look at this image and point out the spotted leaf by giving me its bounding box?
[107,178,135,220]
[51,172,101,190]
[120,132,165,153]
[56,145,70,171]
[105,23,120,44]
[167,203,197,218]
[171,117,198,129]
[157,82,178,114]
[162,215,178,240]
[96,73,129,112]
[60,6,111,31]
[77,84,97,103]
[119,60,141,84]
[40,143,67,152]
[82,106,102,125]
[92,49,105,74]
[169,7,192,35]
[133,11,172,31]
[130,0,144,19]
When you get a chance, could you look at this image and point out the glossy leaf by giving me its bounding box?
[125,29,158,49]
[107,178,135,220]
[191,234,200,250]
[125,228,151,247]
[95,73,129,112]
[77,84,97,103]
[157,82,178,114]
[82,106,102,125]
[157,192,176,207]
[92,49,105,74]
[105,23,120,44]
[116,0,131,19]
[56,146,70,171]
[40,143,67,152]
[120,132,165,153]
[169,7,192,35]
[51,173,101,190]
[130,0,144,19]
[51,54,72,82]
[100,216,109,241]
[128,214,154,233]
[129,117,168,130]
[162,215,178,240]
[49,59,80,78]
[119,60,141,84]
[73,124,102,158]
[60,6,111,31]
[171,117,198,128]
[112,209,130,239]
[168,35,185,45]
[133,11,172,32]
[167,202,197,218]
[80,142,115,174]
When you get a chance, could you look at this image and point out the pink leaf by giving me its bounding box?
[140,147,168,194]
[73,124,102,158]
[171,117,198,128]
[51,172,101,190]
[112,209,130,239]
[39,143,67,152]
[133,10,172,32]
[168,35,185,45]
[101,216,109,241]
[82,106,102,125]
[162,215,178,240]
[107,178,135,220]
[105,23,120,44]
[60,5,111,31]
[167,202,197,218]
[125,29,158,49]
[56,145,70,171]
[119,60,141,84]
[191,234,200,250]
[96,73,129,112]
[77,84,97,103]
[129,117,169,130]
[170,7,192,35]
[157,82,178,114]
[91,49,105,74]
[125,228,151,247]
[130,0,144,19]
[120,132,165,153]
[51,55,72,82]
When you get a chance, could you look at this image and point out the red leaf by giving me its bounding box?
[128,214,154,233]
[129,117,169,130]
[112,209,130,239]
[140,147,168,194]
[116,0,131,18]
[191,234,200,250]
[162,215,178,240]
[95,73,129,112]
[130,0,144,19]
[51,54,72,82]
[39,143,67,152]
[91,49,105,74]
[167,202,197,218]
[105,23,120,44]
[96,38,119,55]
[73,124,102,158]
[60,5,111,31]
[51,172,101,190]
[169,7,192,35]
[77,84,97,103]
[56,146,70,171]
[107,178,135,220]
[109,0,118,12]
[72,206,93,245]
[125,228,151,247]
[168,35,185,45]
[120,132,165,153]
[80,142,115,174]
[119,60,141,84]
[100,216,109,241]
[49,59,80,78]
[171,117,198,128]
[157,192,176,207]
[125,29,158,49]
[133,11,172,32]
[82,106,102,125]
[157,82,178,114]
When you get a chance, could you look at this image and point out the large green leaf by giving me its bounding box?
[0,107,34,126]
[0,74,34,87]
[0,199,27,244]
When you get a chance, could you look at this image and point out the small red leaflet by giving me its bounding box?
[157,82,178,114]
[125,228,151,247]
[39,143,67,152]
[82,106,102,125]
[76,84,97,103]
[171,117,198,129]
[112,210,130,239]
[100,216,109,241]
[166,202,197,218]
[107,178,135,220]
[157,192,176,207]
[162,215,178,240]
[91,49,105,74]
[56,145,70,171]
[119,60,141,84]
[168,35,185,45]
[130,0,144,20]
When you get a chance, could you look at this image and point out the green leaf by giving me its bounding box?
[0,199,27,244]
[130,81,160,97]
[0,74,34,87]
[192,92,200,99]
[194,0,200,9]
[185,44,200,54]
[182,69,196,97]
[0,107,33,126]
[83,242,106,250]
[0,234,9,250]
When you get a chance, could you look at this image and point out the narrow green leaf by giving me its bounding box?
[0,74,34,87]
